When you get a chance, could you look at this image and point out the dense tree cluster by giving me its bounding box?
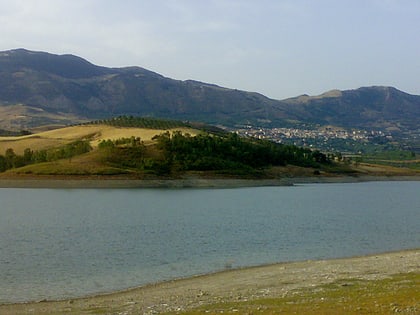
[96,131,332,175]
[98,137,146,169]
[151,131,331,173]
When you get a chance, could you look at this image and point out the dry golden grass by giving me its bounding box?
[0,124,198,154]
[13,150,127,175]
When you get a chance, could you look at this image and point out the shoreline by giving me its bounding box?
[0,174,419,188]
[1,248,419,314]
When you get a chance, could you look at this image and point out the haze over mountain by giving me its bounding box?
[0,49,419,138]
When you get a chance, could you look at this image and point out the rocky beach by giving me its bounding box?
[0,249,418,314]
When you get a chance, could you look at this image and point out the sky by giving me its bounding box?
[1,0,419,100]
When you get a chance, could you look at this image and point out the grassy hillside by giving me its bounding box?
[0,122,334,176]
[0,118,417,178]
[0,120,199,176]
[0,124,197,154]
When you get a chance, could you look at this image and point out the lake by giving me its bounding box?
[0,181,419,303]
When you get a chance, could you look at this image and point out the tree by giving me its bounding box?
[5,148,16,169]
[0,155,6,172]
[23,148,34,164]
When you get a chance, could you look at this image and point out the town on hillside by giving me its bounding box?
[231,125,403,156]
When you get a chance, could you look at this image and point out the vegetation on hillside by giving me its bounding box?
[0,127,337,176]
[1,116,416,177]
[94,131,334,176]
[87,116,190,129]
[0,140,91,172]
[0,129,32,137]
[356,150,420,170]
[86,115,227,135]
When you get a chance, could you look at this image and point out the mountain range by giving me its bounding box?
[0,49,419,139]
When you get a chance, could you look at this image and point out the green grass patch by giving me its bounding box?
[362,159,420,170]
[165,273,419,315]
[362,150,417,161]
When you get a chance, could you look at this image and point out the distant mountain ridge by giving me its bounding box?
[0,48,111,78]
[283,86,420,131]
[0,49,419,137]
[0,48,284,128]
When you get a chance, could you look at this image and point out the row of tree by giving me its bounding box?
[87,115,189,129]
[0,140,92,172]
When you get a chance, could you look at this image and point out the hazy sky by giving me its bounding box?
[1,0,419,99]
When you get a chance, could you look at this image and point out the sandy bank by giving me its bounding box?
[0,249,418,314]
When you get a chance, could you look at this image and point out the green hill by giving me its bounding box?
[0,118,341,177]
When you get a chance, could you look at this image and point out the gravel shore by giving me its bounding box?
[0,174,419,189]
[0,249,418,315]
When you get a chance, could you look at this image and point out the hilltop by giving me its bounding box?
[282,86,420,134]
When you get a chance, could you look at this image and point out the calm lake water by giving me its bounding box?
[0,181,419,303]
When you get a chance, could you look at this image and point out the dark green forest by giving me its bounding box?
[98,131,332,175]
